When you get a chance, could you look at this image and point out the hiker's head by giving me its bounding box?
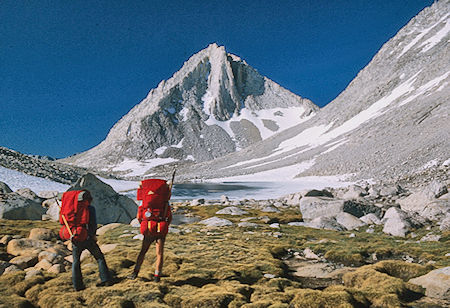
[78,190,92,203]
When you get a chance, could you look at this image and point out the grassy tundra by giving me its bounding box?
[0,203,448,307]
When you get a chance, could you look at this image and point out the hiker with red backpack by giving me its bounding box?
[59,190,113,291]
[128,174,174,282]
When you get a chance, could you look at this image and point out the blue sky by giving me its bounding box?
[0,0,433,158]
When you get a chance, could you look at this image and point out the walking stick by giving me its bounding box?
[54,194,74,239]
[168,169,176,196]
[159,169,176,232]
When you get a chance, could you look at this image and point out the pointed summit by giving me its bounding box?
[64,44,318,177]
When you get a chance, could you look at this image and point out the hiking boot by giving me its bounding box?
[127,272,138,280]
[153,275,160,283]
[75,285,86,292]
[96,280,113,287]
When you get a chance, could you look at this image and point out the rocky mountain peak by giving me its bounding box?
[64,44,318,177]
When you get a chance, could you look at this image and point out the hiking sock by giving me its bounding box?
[154,270,161,282]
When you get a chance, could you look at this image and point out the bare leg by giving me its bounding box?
[155,237,165,274]
[133,235,154,274]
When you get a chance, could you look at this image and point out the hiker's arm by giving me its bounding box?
[88,206,98,240]
[167,205,172,224]
[137,205,143,223]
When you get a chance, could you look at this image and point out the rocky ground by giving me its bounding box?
[0,176,449,307]
[0,147,88,184]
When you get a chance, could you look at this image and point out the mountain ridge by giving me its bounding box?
[168,0,450,183]
[62,43,318,176]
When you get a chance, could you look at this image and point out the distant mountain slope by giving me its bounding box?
[0,147,86,184]
[173,0,450,183]
[63,44,318,176]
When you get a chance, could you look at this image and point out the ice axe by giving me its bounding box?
[159,169,176,232]
[54,194,74,240]
[168,169,176,197]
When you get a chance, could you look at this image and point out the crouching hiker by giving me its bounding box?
[59,190,113,291]
[128,178,173,282]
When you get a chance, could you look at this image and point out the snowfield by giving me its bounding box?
[111,157,178,177]
[0,167,69,193]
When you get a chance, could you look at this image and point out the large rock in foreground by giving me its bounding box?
[306,216,346,231]
[67,173,137,224]
[409,267,450,301]
[0,193,45,220]
[7,238,65,257]
[28,228,56,241]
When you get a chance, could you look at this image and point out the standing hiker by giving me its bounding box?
[59,190,113,291]
[128,178,173,282]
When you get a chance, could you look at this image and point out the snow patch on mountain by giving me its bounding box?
[322,139,348,154]
[205,106,314,143]
[155,146,167,155]
[417,159,440,171]
[420,15,450,52]
[255,68,446,163]
[214,65,448,178]
[0,166,69,192]
[397,71,449,107]
[212,164,351,184]
[398,12,449,57]
[98,177,139,193]
[111,157,178,177]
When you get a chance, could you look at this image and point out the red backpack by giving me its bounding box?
[59,190,90,242]
[137,179,172,236]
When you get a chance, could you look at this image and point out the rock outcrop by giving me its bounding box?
[398,180,449,221]
[0,146,86,184]
[0,228,74,280]
[409,267,450,301]
[7,238,64,257]
[0,192,45,220]
[199,217,233,227]
[28,228,56,241]
[0,181,12,194]
[274,179,446,235]
[382,207,421,237]
[66,173,137,224]
[216,206,249,216]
